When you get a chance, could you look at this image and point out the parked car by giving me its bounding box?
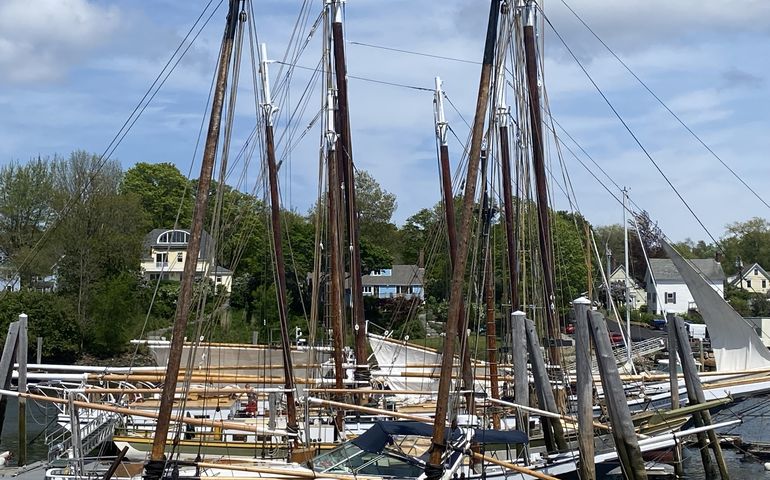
[565,323,575,334]
[609,331,624,345]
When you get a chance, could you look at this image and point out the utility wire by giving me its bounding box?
[557,0,770,211]
[348,40,481,65]
[540,8,723,251]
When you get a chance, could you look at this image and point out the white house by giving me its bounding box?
[608,265,646,309]
[645,258,725,314]
[140,229,233,292]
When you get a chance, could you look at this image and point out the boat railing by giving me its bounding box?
[47,411,120,462]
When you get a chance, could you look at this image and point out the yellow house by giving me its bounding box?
[729,262,770,295]
[140,229,233,292]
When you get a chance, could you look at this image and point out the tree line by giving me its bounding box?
[1,151,768,361]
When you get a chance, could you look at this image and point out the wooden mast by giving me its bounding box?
[522,0,562,365]
[147,0,240,470]
[433,77,474,413]
[325,89,347,436]
[330,1,368,384]
[425,0,501,477]
[259,43,299,445]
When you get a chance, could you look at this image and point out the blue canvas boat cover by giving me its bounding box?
[351,421,527,454]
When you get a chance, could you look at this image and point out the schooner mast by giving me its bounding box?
[522,0,562,365]
[258,42,299,446]
[426,0,501,477]
[329,0,369,385]
[146,0,241,476]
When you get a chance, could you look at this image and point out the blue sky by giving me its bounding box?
[1,0,769,243]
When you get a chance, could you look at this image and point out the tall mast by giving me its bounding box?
[147,0,241,470]
[426,0,501,476]
[623,187,631,365]
[433,77,474,412]
[522,0,561,365]
[259,43,298,443]
[326,89,347,436]
[330,1,368,383]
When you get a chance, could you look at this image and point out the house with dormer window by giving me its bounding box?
[140,228,233,292]
[645,258,724,314]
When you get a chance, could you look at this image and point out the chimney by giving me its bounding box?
[418,249,425,268]
[714,251,722,264]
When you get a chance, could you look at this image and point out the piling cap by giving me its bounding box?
[511,310,526,316]
[573,296,590,305]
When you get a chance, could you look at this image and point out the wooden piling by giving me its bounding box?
[524,318,567,452]
[665,313,684,478]
[588,311,647,480]
[672,315,730,479]
[17,314,27,466]
[511,311,529,435]
[0,321,20,438]
[572,298,595,480]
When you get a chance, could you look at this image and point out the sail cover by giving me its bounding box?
[663,241,770,371]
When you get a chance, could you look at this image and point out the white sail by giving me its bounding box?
[663,241,770,371]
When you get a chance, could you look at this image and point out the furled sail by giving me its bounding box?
[663,241,770,371]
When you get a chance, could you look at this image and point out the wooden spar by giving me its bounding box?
[433,77,474,413]
[309,397,437,423]
[499,111,519,313]
[469,452,558,480]
[426,0,500,475]
[572,297,595,480]
[325,89,346,436]
[588,311,647,480]
[524,318,567,452]
[149,0,240,465]
[1,389,290,436]
[330,1,367,382]
[0,321,20,438]
[480,148,500,428]
[259,42,298,444]
[196,461,378,480]
[672,315,730,479]
[101,445,129,480]
[488,396,610,432]
[511,311,529,434]
[522,0,561,365]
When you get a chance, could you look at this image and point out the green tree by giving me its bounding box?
[51,151,144,349]
[354,170,398,253]
[122,162,193,230]
[0,157,57,285]
[721,217,770,276]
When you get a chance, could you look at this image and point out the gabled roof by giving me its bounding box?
[729,262,770,286]
[609,265,643,289]
[362,265,424,286]
[648,258,725,283]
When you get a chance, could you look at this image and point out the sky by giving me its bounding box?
[1,0,769,243]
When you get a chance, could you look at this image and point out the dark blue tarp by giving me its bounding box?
[351,421,528,454]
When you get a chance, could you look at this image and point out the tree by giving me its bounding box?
[51,151,144,347]
[122,162,194,231]
[721,217,770,276]
[354,170,398,252]
[0,157,57,285]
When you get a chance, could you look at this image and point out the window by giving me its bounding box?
[157,230,190,244]
[665,292,676,304]
[396,286,414,295]
[755,268,760,276]
[216,276,222,283]
[363,286,374,294]
[177,252,183,262]
[747,280,752,288]
[155,253,168,267]
[764,280,767,289]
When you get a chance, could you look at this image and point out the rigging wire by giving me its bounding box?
[557,0,770,212]
[539,8,723,251]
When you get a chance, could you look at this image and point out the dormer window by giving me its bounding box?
[157,230,190,244]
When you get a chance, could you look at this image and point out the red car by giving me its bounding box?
[565,323,575,334]
[609,331,624,345]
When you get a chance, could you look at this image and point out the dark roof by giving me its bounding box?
[649,258,725,283]
[142,228,214,260]
[362,265,424,287]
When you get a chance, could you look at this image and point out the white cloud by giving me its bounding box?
[0,0,122,84]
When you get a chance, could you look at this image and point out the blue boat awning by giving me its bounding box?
[351,421,527,454]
